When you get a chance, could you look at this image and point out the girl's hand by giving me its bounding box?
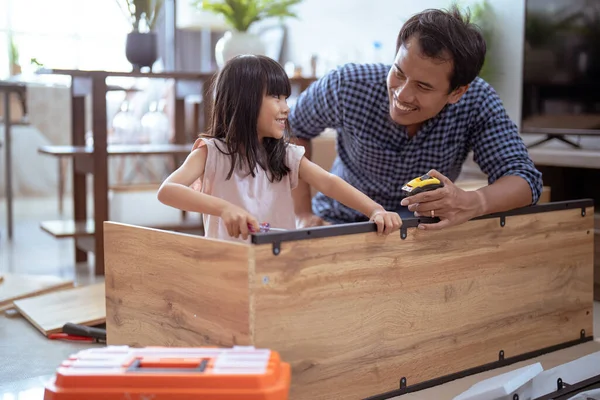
[370,210,403,236]
[220,204,260,240]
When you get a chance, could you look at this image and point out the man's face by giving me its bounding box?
[386,36,468,132]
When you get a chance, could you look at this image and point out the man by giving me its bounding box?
[289,6,542,230]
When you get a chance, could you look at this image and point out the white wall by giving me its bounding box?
[284,0,526,128]
[484,0,526,128]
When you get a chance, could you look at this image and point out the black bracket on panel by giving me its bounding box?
[557,378,567,391]
[499,350,505,361]
[251,199,594,248]
[399,377,407,389]
[272,242,281,256]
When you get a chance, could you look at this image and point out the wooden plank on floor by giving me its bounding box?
[13,283,106,336]
[0,273,74,311]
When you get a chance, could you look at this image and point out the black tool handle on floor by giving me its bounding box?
[62,323,107,340]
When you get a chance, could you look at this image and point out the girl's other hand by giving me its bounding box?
[220,205,260,240]
[370,210,403,236]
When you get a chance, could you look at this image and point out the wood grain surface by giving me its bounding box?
[103,208,594,400]
[251,208,594,399]
[104,222,252,347]
[0,273,74,311]
[13,283,105,335]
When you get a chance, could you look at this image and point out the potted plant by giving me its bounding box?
[116,0,164,71]
[191,0,303,68]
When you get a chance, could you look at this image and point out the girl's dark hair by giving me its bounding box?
[201,54,292,182]
[396,5,487,92]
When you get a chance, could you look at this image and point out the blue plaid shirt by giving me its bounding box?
[289,63,543,224]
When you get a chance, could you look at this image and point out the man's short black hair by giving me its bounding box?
[396,5,487,92]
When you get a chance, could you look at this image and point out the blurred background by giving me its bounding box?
[0,1,599,397]
[0,0,598,292]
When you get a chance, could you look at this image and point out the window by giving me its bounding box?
[0,0,133,78]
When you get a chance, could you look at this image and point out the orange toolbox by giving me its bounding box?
[44,345,291,399]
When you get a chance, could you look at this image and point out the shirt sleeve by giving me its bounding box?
[285,143,306,190]
[288,68,343,140]
[470,88,543,205]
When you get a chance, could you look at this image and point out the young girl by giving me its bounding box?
[157,55,402,242]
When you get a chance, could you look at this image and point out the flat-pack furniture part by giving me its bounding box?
[453,350,600,400]
[104,199,595,400]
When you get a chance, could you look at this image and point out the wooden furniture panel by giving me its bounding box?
[401,341,600,399]
[104,201,594,400]
[13,283,105,335]
[104,222,251,347]
[251,208,593,399]
[0,273,73,311]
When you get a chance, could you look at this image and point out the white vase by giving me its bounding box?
[215,30,267,68]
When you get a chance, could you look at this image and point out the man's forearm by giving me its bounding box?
[476,175,534,216]
[291,137,315,215]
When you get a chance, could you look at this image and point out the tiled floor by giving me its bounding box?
[0,195,97,282]
[0,195,104,399]
[0,195,599,399]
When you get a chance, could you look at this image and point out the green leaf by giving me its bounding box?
[191,0,303,32]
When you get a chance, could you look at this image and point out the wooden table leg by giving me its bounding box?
[58,158,65,215]
[91,76,108,276]
[3,91,13,240]
[71,93,88,263]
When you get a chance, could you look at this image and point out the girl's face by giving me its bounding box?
[257,94,289,140]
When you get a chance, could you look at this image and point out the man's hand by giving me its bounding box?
[296,212,331,228]
[400,169,485,231]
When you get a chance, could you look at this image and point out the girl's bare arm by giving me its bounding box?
[297,157,402,234]
[157,146,259,239]
[157,146,231,216]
